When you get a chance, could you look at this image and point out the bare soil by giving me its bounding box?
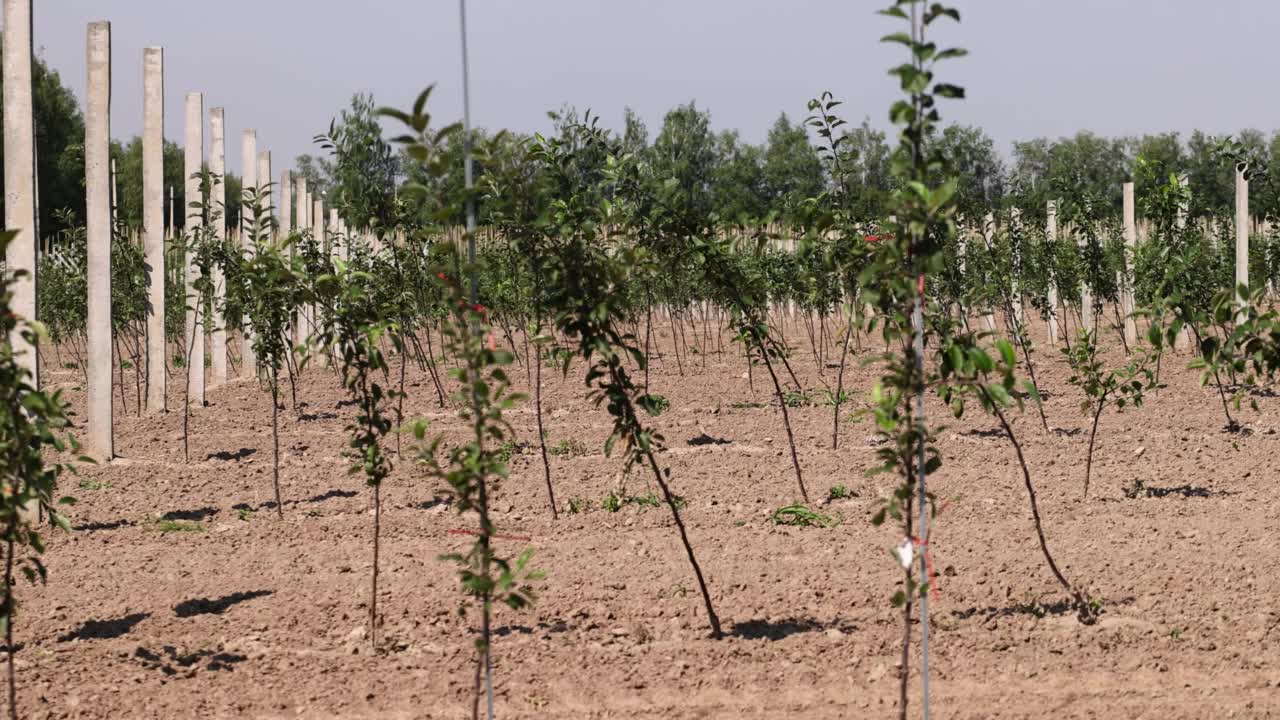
[13,317,1280,718]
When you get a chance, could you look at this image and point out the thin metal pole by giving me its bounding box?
[460,0,477,308]
[910,6,930,717]
[458,9,492,720]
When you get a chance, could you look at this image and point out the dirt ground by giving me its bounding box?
[12,316,1280,719]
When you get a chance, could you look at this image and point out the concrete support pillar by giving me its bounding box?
[330,208,341,260]
[184,92,205,406]
[241,150,271,376]
[1175,174,1190,351]
[240,130,258,375]
[110,158,118,226]
[143,47,166,413]
[1122,182,1138,347]
[1010,207,1023,323]
[1079,223,1094,333]
[981,213,996,331]
[280,170,292,236]
[241,130,257,233]
[1046,200,1060,346]
[208,107,228,387]
[85,21,113,460]
[313,198,324,364]
[257,151,272,239]
[294,178,308,348]
[1236,165,1249,316]
[314,199,324,250]
[3,0,39,384]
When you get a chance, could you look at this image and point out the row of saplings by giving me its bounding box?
[8,41,1280,720]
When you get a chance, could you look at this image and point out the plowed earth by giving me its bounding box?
[13,318,1280,718]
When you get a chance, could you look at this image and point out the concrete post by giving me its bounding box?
[1236,164,1249,317]
[143,47,166,413]
[1046,200,1060,346]
[241,130,257,235]
[981,213,996,331]
[3,0,39,384]
[314,198,324,248]
[313,198,324,364]
[294,178,308,347]
[257,151,272,239]
[1175,174,1190,351]
[241,150,271,376]
[1010,207,1023,323]
[280,170,292,236]
[240,130,258,374]
[110,157,118,227]
[330,208,341,260]
[85,21,113,460]
[208,107,228,386]
[1122,182,1138,346]
[184,92,205,406]
[1079,220,1094,333]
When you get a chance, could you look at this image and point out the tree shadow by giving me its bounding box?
[493,620,573,637]
[1144,484,1234,499]
[959,427,1005,439]
[206,448,257,462]
[174,590,273,618]
[161,507,218,522]
[232,489,358,514]
[687,432,731,447]
[953,595,1135,623]
[133,645,248,675]
[58,612,151,642]
[74,518,136,532]
[1052,427,1083,437]
[952,599,1076,622]
[416,495,453,511]
[729,617,854,641]
[298,411,338,422]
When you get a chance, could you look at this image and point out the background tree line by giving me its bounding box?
[6,49,1280,244]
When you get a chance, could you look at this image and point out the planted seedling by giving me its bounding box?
[0,231,80,719]
[1063,328,1153,498]
[412,262,540,714]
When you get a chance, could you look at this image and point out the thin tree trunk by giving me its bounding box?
[757,335,808,503]
[832,319,853,449]
[642,447,721,638]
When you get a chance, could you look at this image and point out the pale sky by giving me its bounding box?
[25,1,1280,176]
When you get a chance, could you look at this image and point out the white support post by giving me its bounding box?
[330,208,341,260]
[144,47,166,413]
[184,92,205,406]
[1175,174,1191,351]
[1236,164,1249,318]
[1046,200,1060,346]
[1010,207,1024,323]
[4,0,39,384]
[280,169,292,237]
[110,157,118,227]
[1122,182,1138,347]
[85,20,113,460]
[981,213,996,331]
[313,197,324,365]
[240,130,258,374]
[257,151,273,238]
[294,178,307,348]
[1079,221,1093,334]
[208,107,228,386]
